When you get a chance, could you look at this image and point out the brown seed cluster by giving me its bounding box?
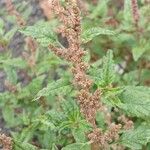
[78,89,102,126]
[88,123,122,150]
[118,115,134,130]
[104,123,122,143]
[131,0,140,25]
[92,0,98,5]
[24,37,38,68]
[88,128,105,146]
[50,0,102,127]
[49,1,124,149]
[4,80,17,93]
[144,0,150,4]
[0,134,12,150]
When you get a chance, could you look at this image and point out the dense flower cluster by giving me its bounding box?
[131,0,140,25]
[50,0,102,127]
[49,1,125,149]
[118,115,134,130]
[88,123,122,147]
[0,133,12,150]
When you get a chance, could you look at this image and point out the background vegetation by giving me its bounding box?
[0,0,150,149]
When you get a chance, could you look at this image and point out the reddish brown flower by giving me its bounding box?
[0,134,12,150]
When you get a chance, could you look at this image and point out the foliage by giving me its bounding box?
[81,27,116,43]
[0,0,150,150]
[20,21,58,47]
[118,86,150,119]
[62,142,91,150]
[34,78,73,101]
[120,125,150,149]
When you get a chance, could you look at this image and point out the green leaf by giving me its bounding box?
[35,115,56,130]
[123,69,150,85]
[20,21,57,47]
[0,92,15,106]
[90,0,109,19]
[19,125,37,143]
[120,125,150,149]
[81,27,116,43]
[102,87,123,107]
[89,50,115,87]
[132,39,149,61]
[1,57,27,68]
[18,75,45,99]
[13,140,38,150]
[0,18,4,35]
[62,143,91,150]
[4,27,17,41]
[118,86,150,118]
[123,0,132,23]
[52,144,59,150]
[16,2,32,20]
[100,50,115,86]
[58,99,82,132]
[72,128,86,143]
[96,112,105,129]
[4,66,17,84]
[2,106,15,126]
[0,18,4,29]
[34,78,72,101]
[89,67,102,84]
